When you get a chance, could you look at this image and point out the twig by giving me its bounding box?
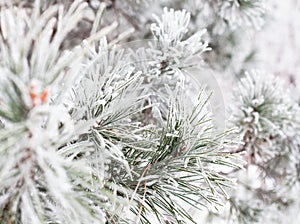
[129,164,151,204]
[106,211,116,224]
[136,180,148,223]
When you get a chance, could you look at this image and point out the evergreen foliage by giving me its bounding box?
[0,0,299,223]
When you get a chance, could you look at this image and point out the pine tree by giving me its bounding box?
[0,0,299,223]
